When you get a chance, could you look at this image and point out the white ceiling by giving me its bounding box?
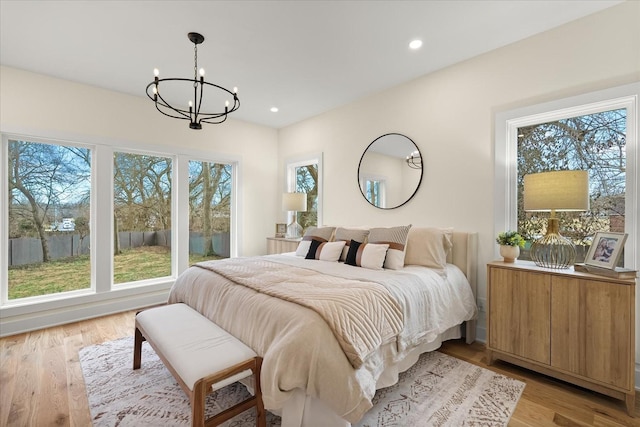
[0,0,623,129]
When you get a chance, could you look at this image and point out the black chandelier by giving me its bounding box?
[146,32,240,129]
[406,150,422,169]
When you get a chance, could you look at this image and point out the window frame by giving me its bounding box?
[285,152,323,227]
[0,130,240,335]
[494,83,639,269]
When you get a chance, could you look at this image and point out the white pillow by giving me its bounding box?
[404,227,453,269]
[359,243,389,270]
[367,225,412,270]
[313,241,346,262]
[295,240,312,257]
[345,241,389,270]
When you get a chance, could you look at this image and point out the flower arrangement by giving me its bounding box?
[496,231,526,248]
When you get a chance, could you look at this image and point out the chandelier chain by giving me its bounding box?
[193,43,198,88]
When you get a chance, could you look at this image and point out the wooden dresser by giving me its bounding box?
[486,260,636,415]
[266,237,301,254]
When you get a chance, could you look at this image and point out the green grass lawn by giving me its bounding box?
[7,246,222,300]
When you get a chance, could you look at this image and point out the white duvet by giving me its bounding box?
[167,254,477,423]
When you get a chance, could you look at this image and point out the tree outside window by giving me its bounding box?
[7,139,92,299]
[292,164,318,233]
[189,161,232,261]
[113,152,172,284]
[516,108,626,263]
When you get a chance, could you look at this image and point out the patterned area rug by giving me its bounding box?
[79,337,524,426]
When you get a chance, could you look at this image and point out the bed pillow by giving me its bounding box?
[305,240,346,262]
[334,227,370,261]
[367,225,411,270]
[404,227,453,270]
[295,226,336,256]
[344,240,389,270]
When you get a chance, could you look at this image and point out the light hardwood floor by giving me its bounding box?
[0,311,638,426]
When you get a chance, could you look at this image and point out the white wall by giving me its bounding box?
[277,0,640,372]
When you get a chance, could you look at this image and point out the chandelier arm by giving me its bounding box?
[155,91,191,120]
[154,103,191,121]
[196,79,205,126]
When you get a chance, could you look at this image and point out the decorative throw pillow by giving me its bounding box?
[306,240,346,262]
[305,239,323,259]
[334,227,370,261]
[295,226,336,256]
[344,240,389,270]
[367,225,412,270]
[404,227,453,270]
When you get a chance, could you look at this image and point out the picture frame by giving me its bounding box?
[275,223,287,238]
[584,231,628,269]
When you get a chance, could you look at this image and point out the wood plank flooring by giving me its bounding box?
[0,311,638,426]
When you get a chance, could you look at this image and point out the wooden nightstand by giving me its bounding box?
[486,260,636,415]
[266,237,301,254]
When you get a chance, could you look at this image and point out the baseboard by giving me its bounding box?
[0,287,170,337]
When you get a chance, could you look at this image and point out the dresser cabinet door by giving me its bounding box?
[551,277,633,390]
[489,267,551,364]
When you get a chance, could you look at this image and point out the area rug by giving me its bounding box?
[79,337,525,426]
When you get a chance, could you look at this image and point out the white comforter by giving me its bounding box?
[167,254,477,423]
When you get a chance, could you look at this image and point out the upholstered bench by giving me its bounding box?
[133,303,266,427]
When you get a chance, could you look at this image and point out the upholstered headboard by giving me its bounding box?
[449,231,478,344]
[448,231,478,299]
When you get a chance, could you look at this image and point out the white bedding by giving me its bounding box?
[167,253,477,424]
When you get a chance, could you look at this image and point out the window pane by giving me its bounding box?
[188,161,231,262]
[295,164,318,232]
[365,179,382,207]
[517,108,626,264]
[7,140,91,299]
[113,152,172,284]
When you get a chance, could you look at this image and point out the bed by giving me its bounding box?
[167,226,478,427]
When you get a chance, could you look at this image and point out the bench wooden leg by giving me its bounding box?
[192,379,206,427]
[254,358,266,427]
[133,326,145,370]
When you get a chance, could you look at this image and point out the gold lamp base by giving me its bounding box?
[530,218,576,269]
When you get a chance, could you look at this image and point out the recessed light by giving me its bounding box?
[409,39,422,50]
[270,107,279,113]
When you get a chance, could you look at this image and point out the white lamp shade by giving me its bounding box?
[524,170,589,212]
[283,192,307,212]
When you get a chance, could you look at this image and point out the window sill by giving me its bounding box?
[0,280,174,337]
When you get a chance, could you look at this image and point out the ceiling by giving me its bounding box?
[0,1,623,129]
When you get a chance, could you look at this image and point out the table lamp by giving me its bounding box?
[523,170,589,269]
[283,192,307,238]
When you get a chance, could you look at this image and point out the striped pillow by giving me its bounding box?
[367,225,412,270]
[305,240,346,262]
[344,240,389,270]
[295,226,336,256]
[334,227,370,261]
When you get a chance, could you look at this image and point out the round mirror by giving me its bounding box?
[357,133,423,209]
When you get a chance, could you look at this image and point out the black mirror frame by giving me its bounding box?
[357,133,423,210]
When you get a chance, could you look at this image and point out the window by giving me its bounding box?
[360,175,385,208]
[188,160,232,262]
[286,154,323,232]
[113,152,172,284]
[1,132,239,331]
[516,109,626,263]
[495,84,638,268]
[6,139,92,301]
